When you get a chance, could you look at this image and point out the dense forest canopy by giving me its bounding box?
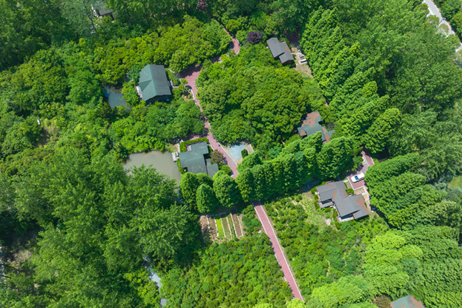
[1,0,462,307]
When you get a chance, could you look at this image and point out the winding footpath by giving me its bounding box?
[180,30,303,300]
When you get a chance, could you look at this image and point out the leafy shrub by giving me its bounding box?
[177,159,186,174]
[346,188,354,194]
[241,148,248,158]
[219,164,232,174]
[127,64,141,83]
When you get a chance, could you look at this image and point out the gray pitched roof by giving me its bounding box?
[317,181,369,219]
[93,1,113,16]
[179,142,219,177]
[297,111,326,141]
[139,65,172,102]
[266,38,294,65]
[207,164,219,178]
[267,38,284,58]
[278,41,294,65]
[316,182,342,202]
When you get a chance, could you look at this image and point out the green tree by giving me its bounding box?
[180,172,199,211]
[236,169,255,202]
[196,184,219,213]
[363,108,400,153]
[316,137,356,179]
[213,173,242,207]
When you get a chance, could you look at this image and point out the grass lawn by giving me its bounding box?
[216,217,224,238]
[299,192,328,229]
[449,175,462,188]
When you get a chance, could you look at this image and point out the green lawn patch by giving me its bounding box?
[216,217,224,238]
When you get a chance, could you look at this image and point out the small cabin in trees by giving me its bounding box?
[297,111,331,142]
[92,1,114,19]
[316,181,370,221]
[266,38,294,65]
[139,64,172,103]
[179,142,219,178]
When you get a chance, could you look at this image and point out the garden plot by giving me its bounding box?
[204,211,246,242]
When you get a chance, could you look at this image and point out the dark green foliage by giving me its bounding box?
[241,148,249,158]
[316,137,358,179]
[180,172,199,210]
[0,149,200,306]
[365,153,420,190]
[213,172,242,207]
[242,204,262,235]
[196,184,219,213]
[301,2,462,178]
[198,43,324,149]
[211,149,224,164]
[161,234,292,307]
[196,173,214,187]
[236,169,256,202]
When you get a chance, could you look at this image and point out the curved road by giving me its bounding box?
[180,32,240,178]
[180,30,303,300]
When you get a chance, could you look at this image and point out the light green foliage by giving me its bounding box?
[311,275,372,308]
[110,98,204,158]
[264,196,388,298]
[93,16,231,83]
[162,234,293,307]
[122,81,141,107]
[196,184,219,213]
[286,299,305,308]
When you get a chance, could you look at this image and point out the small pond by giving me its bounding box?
[104,86,127,109]
[124,151,182,184]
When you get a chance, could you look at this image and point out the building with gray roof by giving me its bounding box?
[297,111,326,141]
[267,38,294,65]
[316,181,369,221]
[179,142,219,177]
[93,1,114,19]
[139,64,172,103]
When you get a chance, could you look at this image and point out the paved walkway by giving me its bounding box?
[180,32,240,178]
[180,30,303,300]
[423,0,462,51]
[253,200,303,300]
